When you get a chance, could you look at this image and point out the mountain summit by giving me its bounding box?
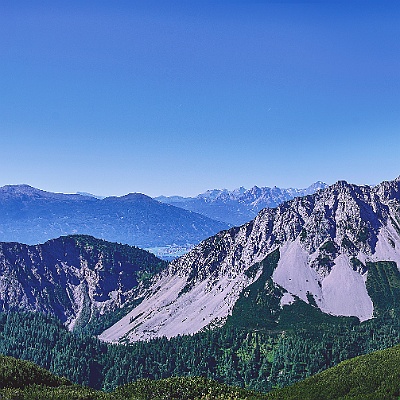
[100,177,400,343]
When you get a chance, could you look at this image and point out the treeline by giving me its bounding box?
[2,344,400,400]
[0,311,399,393]
[0,353,262,399]
[2,343,400,400]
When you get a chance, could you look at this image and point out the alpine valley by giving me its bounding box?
[0,177,400,397]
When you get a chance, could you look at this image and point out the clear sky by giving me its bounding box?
[1,1,399,197]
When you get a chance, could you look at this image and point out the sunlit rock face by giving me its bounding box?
[100,177,400,343]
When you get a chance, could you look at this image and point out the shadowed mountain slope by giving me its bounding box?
[0,235,167,331]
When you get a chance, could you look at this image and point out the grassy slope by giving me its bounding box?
[0,354,70,389]
[0,354,261,400]
[265,344,400,400]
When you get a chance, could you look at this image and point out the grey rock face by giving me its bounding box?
[0,235,167,330]
[101,177,400,342]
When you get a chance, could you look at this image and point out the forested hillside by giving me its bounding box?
[1,329,400,399]
[0,352,262,399]
[0,309,399,393]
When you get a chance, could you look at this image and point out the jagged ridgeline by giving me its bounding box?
[101,176,400,343]
[1,177,400,396]
[156,181,327,226]
[0,235,168,334]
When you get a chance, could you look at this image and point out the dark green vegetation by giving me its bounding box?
[1,304,399,394]
[366,260,400,318]
[0,354,70,389]
[0,253,399,396]
[226,249,284,330]
[0,355,262,400]
[265,344,400,400]
[1,344,400,400]
[113,377,264,400]
[0,354,107,400]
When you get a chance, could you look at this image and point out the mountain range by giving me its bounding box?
[0,176,399,396]
[0,182,326,260]
[0,178,399,342]
[0,178,399,343]
[156,181,327,226]
[0,184,228,250]
[101,176,400,343]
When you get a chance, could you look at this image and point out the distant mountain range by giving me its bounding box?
[0,183,327,259]
[156,181,327,226]
[3,178,398,343]
[101,176,400,343]
[0,184,228,249]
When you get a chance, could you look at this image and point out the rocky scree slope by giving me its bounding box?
[156,181,327,226]
[0,235,167,330]
[100,177,400,343]
[0,185,229,248]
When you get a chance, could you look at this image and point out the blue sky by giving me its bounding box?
[1,1,399,197]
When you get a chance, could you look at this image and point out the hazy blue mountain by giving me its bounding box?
[0,185,229,249]
[156,181,327,225]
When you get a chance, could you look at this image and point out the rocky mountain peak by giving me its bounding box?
[305,181,326,193]
[100,176,400,343]
[156,181,328,226]
[373,178,400,203]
